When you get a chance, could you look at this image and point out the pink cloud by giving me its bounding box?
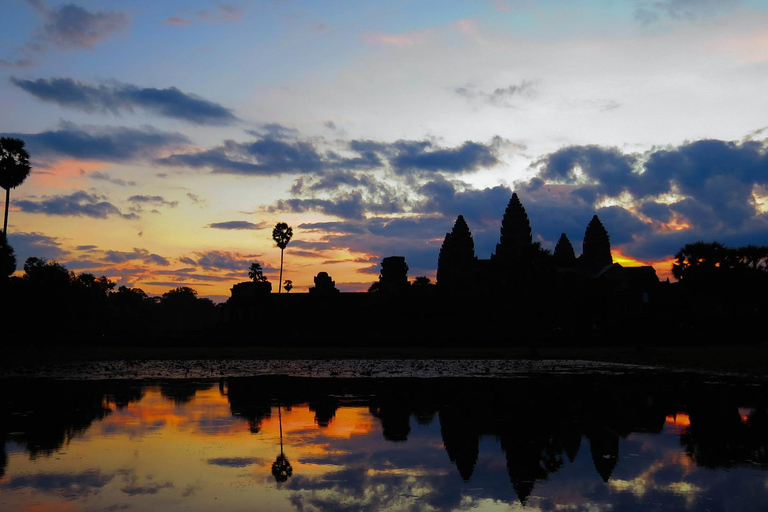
[363,29,433,47]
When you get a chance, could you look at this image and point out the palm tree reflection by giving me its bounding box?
[271,403,293,483]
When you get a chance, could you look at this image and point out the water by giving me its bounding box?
[1,362,766,511]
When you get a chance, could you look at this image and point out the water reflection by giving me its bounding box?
[1,371,767,511]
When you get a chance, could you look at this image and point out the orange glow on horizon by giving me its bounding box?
[665,413,691,428]
[263,404,375,440]
[612,249,648,267]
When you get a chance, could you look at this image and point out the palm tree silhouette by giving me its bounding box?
[0,137,31,235]
[272,222,293,294]
[271,403,293,482]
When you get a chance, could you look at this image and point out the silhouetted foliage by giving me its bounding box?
[272,222,293,294]
[437,215,477,293]
[0,232,15,279]
[283,279,293,293]
[0,137,31,234]
[412,276,431,287]
[249,262,268,282]
[671,241,768,282]
[581,215,612,268]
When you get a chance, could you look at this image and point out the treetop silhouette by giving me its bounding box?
[272,222,293,294]
[0,137,31,235]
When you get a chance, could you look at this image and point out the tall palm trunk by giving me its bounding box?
[3,188,9,234]
[278,248,284,294]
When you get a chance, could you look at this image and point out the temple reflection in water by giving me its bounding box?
[1,372,767,510]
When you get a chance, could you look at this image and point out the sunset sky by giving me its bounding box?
[3,0,768,301]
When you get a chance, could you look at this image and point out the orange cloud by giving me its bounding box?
[30,159,108,189]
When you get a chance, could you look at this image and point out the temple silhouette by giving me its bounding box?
[224,192,667,346]
[2,191,765,346]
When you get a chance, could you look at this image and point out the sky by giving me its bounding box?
[2,0,768,301]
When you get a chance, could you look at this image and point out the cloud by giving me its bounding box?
[6,231,68,264]
[103,248,170,266]
[197,5,243,23]
[269,194,370,220]
[11,77,238,125]
[186,193,206,206]
[0,469,116,499]
[633,0,738,25]
[455,80,537,107]
[90,171,136,187]
[363,29,434,47]
[160,129,499,178]
[2,120,189,163]
[127,195,178,208]
[16,191,138,219]
[30,1,129,50]
[0,56,36,69]
[159,131,378,176]
[120,481,173,496]
[388,140,499,175]
[207,221,265,230]
[180,250,260,272]
[207,457,261,468]
[519,136,768,261]
[281,134,768,275]
[165,17,191,26]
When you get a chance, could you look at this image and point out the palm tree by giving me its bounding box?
[271,403,293,482]
[0,137,32,235]
[272,222,293,294]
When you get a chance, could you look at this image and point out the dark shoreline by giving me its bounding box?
[2,344,768,377]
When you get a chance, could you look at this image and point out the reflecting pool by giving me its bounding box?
[1,366,767,511]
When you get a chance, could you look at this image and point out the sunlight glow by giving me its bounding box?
[665,413,691,428]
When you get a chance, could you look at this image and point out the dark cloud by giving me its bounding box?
[159,132,498,177]
[144,281,213,288]
[633,0,736,25]
[30,1,129,50]
[127,195,178,208]
[388,140,498,175]
[207,457,261,468]
[0,469,115,499]
[2,120,189,163]
[6,231,68,265]
[153,269,234,282]
[455,80,537,107]
[180,250,260,272]
[208,221,265,230]
[120,481,173,496]
[270,194,369,220]
[246,123,301,140]
[522,137,768,261]
[103,248,170,266]
[11,77,238,125]
[16,191,138,219]
[90,171,136,187]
